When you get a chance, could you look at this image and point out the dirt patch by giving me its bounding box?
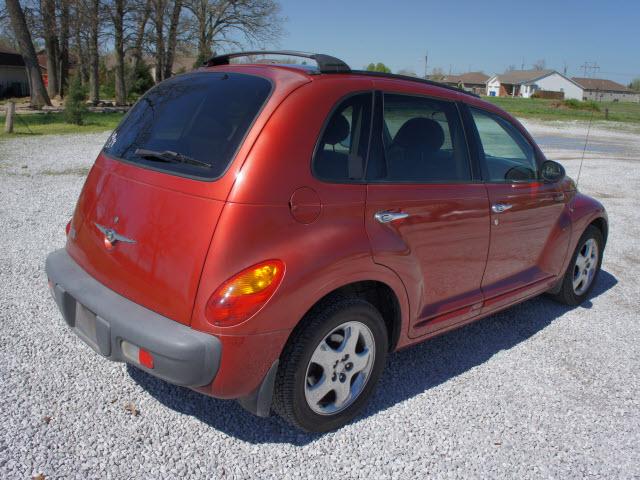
[41,167,90,176]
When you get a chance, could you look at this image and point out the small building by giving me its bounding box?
[441,72,489,95]
[572,77,640,103]
[0,47,29,98]
[486,70,583,100]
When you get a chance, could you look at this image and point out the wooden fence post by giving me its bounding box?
[4,101,15,133]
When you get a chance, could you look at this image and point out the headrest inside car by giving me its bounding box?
[323,114,350,146]
[393,117,445,152]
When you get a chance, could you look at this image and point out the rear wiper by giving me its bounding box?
[134,148,211,168]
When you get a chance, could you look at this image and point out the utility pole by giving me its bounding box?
[424,51,429,79]
[580,61,600,78]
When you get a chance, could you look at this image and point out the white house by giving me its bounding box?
[486,70,583,100]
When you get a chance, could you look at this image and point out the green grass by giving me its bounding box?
[483,97,640,123]
[0,111,124,139]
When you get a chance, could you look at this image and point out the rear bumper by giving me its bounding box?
[45,249,221,388]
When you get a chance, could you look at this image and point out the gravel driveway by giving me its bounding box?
[1,121,639,479]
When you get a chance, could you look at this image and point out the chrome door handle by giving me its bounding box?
[375,211,409,224]
[491,203,513,214]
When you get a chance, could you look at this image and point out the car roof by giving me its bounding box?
[204,50,478,96]
[202,50,510,119]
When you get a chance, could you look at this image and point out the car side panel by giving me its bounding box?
[480,181,572,310]
[189,78,412,398]
[189,203,411,398]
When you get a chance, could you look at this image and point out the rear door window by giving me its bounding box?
[312,93,373,182]
[370,93,471,183]
[103,72,272,180]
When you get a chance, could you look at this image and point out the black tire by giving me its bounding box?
[549,225,604,306]
[273,298,388,432]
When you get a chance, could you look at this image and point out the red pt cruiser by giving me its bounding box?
[46,51,608,432]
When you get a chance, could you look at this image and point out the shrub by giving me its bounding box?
[128,61,154,100]
[563,99,600,111]
[64,75,88,125]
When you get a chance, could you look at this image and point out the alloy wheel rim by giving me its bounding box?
[573,238,599,295]
[304,321,375,416]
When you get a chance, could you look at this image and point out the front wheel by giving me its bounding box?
[549,225,603,306]
[273,298,388,432]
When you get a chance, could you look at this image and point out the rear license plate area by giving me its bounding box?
[74,303,100,353]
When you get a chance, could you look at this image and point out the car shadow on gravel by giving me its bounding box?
[128,270,617,445]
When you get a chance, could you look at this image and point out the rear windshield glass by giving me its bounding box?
[103,72,272,180]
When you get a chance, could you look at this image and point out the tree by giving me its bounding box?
[429,67,445,81]
[130,0,151,74]
[129,61,154,98]
[532,59,546,70]
[59,0,70,97]
[64,74,87,124]
[630,78,640,92]
[106,0,128,105]
[40,0,60,98]
[148,0,185,83]
[184,0,283,65]
[71,2,90,85]
[87,0,100,104]
[366,62,391,73]
[5,0,51,107]
[163,0,183,80]
[150,0,167,82]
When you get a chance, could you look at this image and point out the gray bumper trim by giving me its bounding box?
[45,249,221,388]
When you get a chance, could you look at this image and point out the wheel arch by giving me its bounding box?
[287,278,406,355]
[589,216,608,247]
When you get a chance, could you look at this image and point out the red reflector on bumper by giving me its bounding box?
[138,348,154,369]
[121,341,154,369]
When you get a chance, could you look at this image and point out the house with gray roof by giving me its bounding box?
[572,77,639,103]
[441,72,489,95]
[486,69,583,100]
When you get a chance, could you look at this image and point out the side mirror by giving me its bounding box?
[540,160,565,183]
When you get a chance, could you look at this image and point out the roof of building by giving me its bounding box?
[491,69,555,85]
[441,72,489,85]
[571,77,635,93]
[0,46,25,67]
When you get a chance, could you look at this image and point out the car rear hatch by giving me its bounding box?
[65,70,277,325]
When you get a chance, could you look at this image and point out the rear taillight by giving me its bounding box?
[65,220,71,236]
[205,260,285,327]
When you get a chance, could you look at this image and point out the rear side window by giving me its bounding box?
[313,93,373,182]
[377,94,471,183]
[470,108,538,182]
[103,72,271,180]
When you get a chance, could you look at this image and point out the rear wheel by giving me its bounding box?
[550,225,603,306]
[273,298,388,432]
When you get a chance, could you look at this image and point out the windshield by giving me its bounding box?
[103,71,272,180]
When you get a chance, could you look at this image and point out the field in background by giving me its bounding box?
[484,96,640,123]
[0,112,123,138]
[2,97,640,139]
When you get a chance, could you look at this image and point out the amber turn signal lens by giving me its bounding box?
[205,260,285,327]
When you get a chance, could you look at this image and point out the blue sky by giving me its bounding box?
[275,0,639,84]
